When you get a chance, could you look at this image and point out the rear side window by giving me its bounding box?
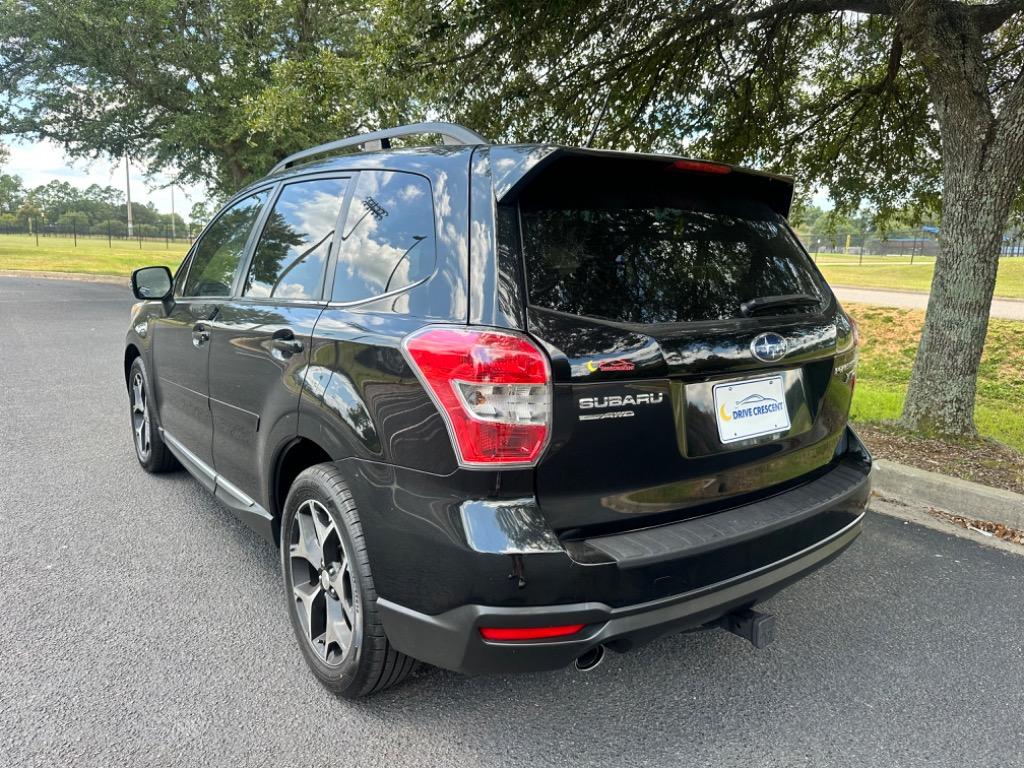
[243,178,348,301]
[331,171,436,304]
[183,191,268,298]
[520,194,825,325]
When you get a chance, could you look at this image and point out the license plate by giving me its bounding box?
[713,375,790,444]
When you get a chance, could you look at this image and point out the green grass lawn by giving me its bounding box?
[0,233,187,276]
[847,303,1024,451]
[815,254,1024,298]
[812,252,937,265]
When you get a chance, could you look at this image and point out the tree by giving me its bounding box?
[160,212,187,234]
[0,0,407,194]
[394,0,1024,437]
[0,173,25,215]
[25,180,81,223]
[16,201,42,229]
[56,210,89,232]
[189,202,212,229]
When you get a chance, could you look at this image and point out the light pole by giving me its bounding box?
[125,156,134,238]
[170,185,176,240]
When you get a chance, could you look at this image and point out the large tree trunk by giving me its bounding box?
[900,172,1011,434]
[895,1,1024,436]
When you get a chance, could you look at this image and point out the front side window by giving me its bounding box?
[331,171,436,304]
[243,178,348,301]
[182,191,269,297]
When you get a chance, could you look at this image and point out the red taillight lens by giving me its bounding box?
[479,624,585,641]
[402,327,552,467]
[669,159,732,174]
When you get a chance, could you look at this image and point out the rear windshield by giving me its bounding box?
[519,193,825,325]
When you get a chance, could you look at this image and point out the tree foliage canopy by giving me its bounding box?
[0,0,412,193]
[374,0,1021,219]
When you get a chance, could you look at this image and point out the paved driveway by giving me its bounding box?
[832,285,1024,320]
[2,275,1023,767]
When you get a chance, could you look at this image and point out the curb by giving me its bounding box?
[0,270,128,286]
[871,458,1024,531]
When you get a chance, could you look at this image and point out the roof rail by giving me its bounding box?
[268,122,488,175]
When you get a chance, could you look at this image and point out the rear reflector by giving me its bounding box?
[669,159,732,174]
[402,327,552,467]
[479,624,585,641]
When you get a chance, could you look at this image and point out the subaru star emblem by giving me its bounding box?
[750,332,787,362]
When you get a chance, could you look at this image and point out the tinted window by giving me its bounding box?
[243,178,347,301]
[520,196,825,324]
[331,171,435,303]
[183,191,268,297]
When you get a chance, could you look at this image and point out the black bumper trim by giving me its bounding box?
[377,513,864,675]
[580,459,868,568]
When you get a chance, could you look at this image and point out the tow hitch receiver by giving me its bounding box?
[720,608,776,649]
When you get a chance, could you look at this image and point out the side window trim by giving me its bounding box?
[321,170,360,304]
[178,183,277,301]
[235,171,353,304]
[173,251,195,299]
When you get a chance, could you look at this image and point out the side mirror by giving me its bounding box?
[131,266,173,300]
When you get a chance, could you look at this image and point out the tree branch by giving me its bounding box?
[993,68,1024,183]
[973,0,1024,34]
[737,0,891,22]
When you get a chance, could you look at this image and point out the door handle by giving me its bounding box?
[270,327,304,355]
[192,322,210,348]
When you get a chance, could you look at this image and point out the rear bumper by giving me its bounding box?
[343,427,871,674]
[378,509,864,675]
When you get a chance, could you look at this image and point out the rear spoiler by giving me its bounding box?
[490,145,795,219]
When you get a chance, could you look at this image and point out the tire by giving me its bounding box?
[128,356,179,473]
[280,463,416,698]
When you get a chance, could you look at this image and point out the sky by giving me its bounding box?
[2,136,209,215]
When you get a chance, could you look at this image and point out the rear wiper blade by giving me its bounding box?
[740,293,821,317]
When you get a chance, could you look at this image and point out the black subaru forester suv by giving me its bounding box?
[125,122,870,698]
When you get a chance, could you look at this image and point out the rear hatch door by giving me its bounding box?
[496,149,854,537]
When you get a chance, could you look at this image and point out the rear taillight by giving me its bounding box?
[402,327,552,468]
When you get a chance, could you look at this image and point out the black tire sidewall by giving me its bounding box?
[280,469,369,692]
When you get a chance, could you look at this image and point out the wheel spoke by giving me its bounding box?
[323,597,353,657]
[132,377,145,414]
[290,507,322,566]
[311,503,336,547]
[329,561,353,619]
[293,581,323,640]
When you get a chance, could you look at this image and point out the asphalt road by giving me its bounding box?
[2,275,1023,768]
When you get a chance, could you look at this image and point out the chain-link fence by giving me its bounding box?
[795,231,1024,263]
[0,219,199,248]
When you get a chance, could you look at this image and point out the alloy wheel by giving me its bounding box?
[131,371,152,460]
[288,499,358,666]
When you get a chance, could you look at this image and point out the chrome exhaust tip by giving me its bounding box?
[574,644,606,672]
